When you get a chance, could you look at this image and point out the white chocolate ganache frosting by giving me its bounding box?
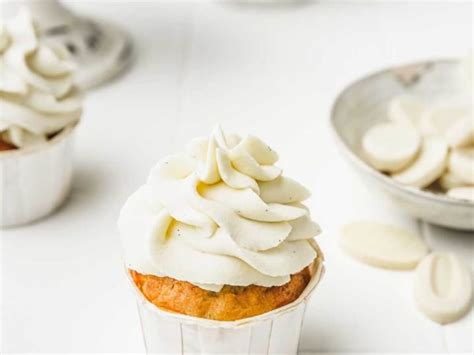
[0,9,82,148]
[119,126,322,292]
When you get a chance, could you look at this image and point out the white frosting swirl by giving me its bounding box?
[0,9,82,148]
[118,127,321,291]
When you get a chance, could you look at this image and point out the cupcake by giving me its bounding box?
[0,9,83,226]
[118,126,324,354]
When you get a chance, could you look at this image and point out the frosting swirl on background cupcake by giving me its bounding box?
[119,126,321,291]
[0,9,82,148]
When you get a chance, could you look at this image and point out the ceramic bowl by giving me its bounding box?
[331,59,473,230]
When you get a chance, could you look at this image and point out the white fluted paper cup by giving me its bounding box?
[0,125,76,227]
[127,243,324,354]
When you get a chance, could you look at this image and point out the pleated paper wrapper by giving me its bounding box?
[127,241,324,354]
[0,126,76,227]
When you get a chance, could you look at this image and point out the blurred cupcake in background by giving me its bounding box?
[118,126,324,354]
[0,9,83,227]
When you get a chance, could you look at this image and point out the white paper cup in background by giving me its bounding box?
[0,125,77,227]
[127,253,324,354]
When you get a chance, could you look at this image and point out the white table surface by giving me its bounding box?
[1,1,473,353]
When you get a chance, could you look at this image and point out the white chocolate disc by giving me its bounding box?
[445,115,474,148]
[388,95,425,127]
[448,147,474,185]
[340,221,429,270]
[392,138,448,188]
[362,122,421,172]
[438,171,468,191]
[447,186,474,201]
[420,107,467,138]
[414,253,472,325]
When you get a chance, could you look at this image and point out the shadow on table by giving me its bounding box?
[53,160,111,219]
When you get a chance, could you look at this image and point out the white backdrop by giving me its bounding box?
[1,1,473,353]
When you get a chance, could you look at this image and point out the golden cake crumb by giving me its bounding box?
[131,266,313,321]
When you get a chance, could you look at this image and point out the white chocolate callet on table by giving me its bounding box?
[420,106,467,138]
[445,115,474,148]
[447,186,474,201]
[414,253,472,325]
[362,122,421,173]
[388,95,425,128]
[448,147,474,185]
[340,221,429,270]
[392,138,448,188]
[438,170,469,191]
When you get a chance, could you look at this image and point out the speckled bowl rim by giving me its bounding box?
[0,123,77,159]
[330,58,473,208]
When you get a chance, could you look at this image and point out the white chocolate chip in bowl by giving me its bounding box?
[331,60,474,230]
[420,106,468,138]
[445,115,474,148]
[362,122,421,173]
[414,253,472,325]
[439,169,473,191]
[438,170,467,191]
[447,186,474,202]
[392,138,448,188]
[340,221,429,270]
[388,95,425,128]
[448,147,474,185]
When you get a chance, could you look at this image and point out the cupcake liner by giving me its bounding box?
[127,240,324,354]
[0,125,76,227]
